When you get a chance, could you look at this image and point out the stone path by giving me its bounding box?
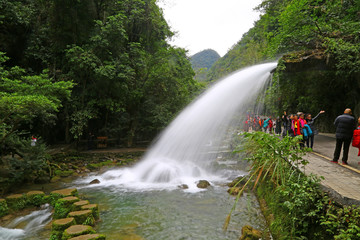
[303,133,360,205]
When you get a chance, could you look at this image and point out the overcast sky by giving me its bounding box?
[157,0,263,57]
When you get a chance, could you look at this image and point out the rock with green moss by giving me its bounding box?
[73,200,90,211]
[81,204,99,220]
[68,234,106,240]
[0,198,9,217]
[50,217,76,240]
[52,217,76,232]
[68,210,95,226]
[6,194,27,210]
[50,188,78,206]
[54,196,80,219]
[26,191,46,206]
[54,169,75,177]
[239,225,262,240]
[197,180,210,189]
[62,225,96,240]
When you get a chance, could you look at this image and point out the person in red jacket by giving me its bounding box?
[352,117,360,158]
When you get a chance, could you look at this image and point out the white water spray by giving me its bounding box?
[80,62,277,191]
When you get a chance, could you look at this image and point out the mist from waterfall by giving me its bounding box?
[78,62,277,191]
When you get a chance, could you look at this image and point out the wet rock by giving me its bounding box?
[227,187,244,196]
[50,175,61,183]
[89,179,100,185]
[50,188,78,206]
[178,184,189,189]
[197,180,210,189]
[239,225,262,240]
[62,225,96,240]
[227,176,248,188]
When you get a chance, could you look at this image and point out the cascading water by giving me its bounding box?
[0,204,52,240]
[79,62,277,191]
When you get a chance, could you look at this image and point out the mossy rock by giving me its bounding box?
[227,187,244,196]
[52,217,76,232]
[73,200,90,211]
[6,194,27,210]
[26,191,46,206]
[54,196,80,219]
[197,180,211,189]
[50,189,78,206]
[55,169,75,177]
[81,204,99,220]
[51,176,62,183]
[68,234,106,240]
[62,225,95,240]
[239,225,262,240]
[68,210,95,226]
[0,198,9,217]
[227,176,249,187]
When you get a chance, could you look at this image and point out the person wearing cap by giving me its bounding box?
[332,108,356,165]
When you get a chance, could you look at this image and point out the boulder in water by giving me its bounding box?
[197,180,210,189]
[178,184,189,189]
[89,179,100,185]
[239,225,262,240]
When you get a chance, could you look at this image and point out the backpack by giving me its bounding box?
[263,119,270,128]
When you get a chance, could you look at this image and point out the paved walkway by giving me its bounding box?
[303,133,360,205]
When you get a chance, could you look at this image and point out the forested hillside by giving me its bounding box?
[190,49,220,81]
[0,0,200,151]
[207,0,360,129]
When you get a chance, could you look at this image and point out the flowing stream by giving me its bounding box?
[1,62,276,240]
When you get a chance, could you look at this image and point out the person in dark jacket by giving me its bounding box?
[305,110,325,149]
[332,108,356,165]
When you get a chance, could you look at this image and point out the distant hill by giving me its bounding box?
[190,49,220,81]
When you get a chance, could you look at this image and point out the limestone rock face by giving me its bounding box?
[239,225,262,240]
[197,180,210,188]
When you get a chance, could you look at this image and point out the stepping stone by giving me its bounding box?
[26,191,46,206]
[62,225,95,240]
[5,194,26,210]
[73,200,90,211]
[52,217,76,232]
[81,204,99,220]
[68,210,95,225]
[68,233,106,240]
[50,188,78,206]
[54,196,80,219]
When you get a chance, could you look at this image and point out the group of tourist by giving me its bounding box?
[244,108,360,166]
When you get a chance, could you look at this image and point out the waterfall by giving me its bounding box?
[79,62,277,191]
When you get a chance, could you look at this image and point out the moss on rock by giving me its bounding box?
[73,200,90,211]
[6,194,27,210]
[0,198,9,217]
[27,191,46,206]
[81,204,99,220]
[68,210,95,226]
[197,180,210,188]
[50,188,78,206]
[54,196,80,219]
[62,225,96,240]
[239,225,262,240]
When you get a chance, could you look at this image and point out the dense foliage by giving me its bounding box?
[207,0,360,129]
[190,49,220,81]
[237,132,360,239]
[0,0,200,147]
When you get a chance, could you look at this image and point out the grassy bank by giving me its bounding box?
[235,132,360,239]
